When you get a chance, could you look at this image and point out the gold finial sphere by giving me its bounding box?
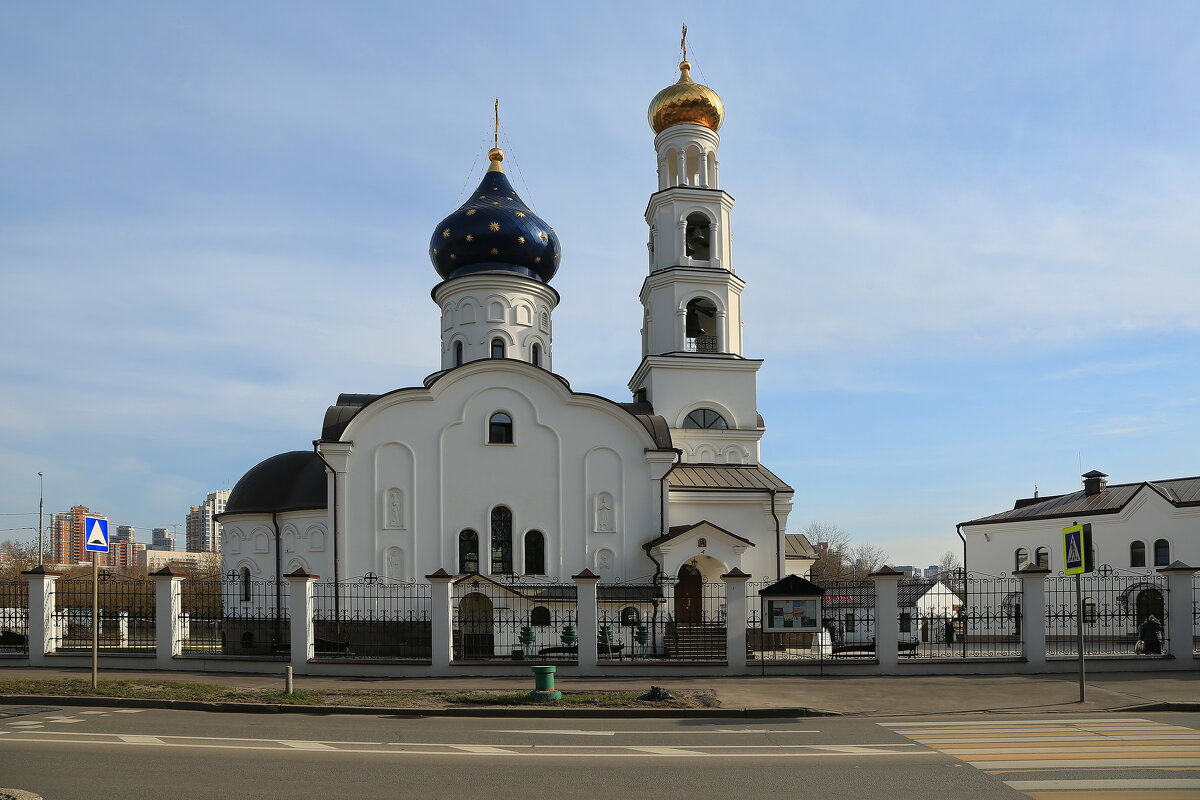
[487,147,505,172]
[648,60,723,134]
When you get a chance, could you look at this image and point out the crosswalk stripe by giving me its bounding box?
[631,746,705,755]
[282,741,336,750]
[1007,779,1200,790]
[913,735,1200,744]
[883,718,1149,727]
[967,757,1200,769]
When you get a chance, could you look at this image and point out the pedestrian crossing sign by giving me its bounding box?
[84,516,109,553]
[1062,523,1093,575]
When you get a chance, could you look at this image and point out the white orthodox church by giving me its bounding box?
[218,54,799,594]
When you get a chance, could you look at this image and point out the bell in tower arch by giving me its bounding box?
[685,212,711,261]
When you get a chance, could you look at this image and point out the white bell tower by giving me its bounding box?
[630,51,764,466]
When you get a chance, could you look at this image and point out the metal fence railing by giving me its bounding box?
[452,575,578,662]
[312,575,431,660]
[1193,572,1199,656]
[180,576,289,658]
[1045,566,1167,657]
[598,577,726,662]
[0,580,29,655]
[51,573,155,653]
[902,574,1022,660]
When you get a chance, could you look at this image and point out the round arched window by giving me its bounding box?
[683,409,728,429]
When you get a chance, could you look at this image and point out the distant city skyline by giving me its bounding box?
[3,3,1198,570]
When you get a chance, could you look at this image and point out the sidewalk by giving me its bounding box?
[2,666,1196,716]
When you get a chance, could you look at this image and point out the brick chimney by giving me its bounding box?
[1082,470,1108,496]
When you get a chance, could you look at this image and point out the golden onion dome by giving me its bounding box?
[648,60,724,134]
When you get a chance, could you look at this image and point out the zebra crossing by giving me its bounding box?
[880,718,1200,798]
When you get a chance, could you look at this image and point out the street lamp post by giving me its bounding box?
[37,472,44,566]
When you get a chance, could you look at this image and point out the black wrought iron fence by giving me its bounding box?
[180,576,289,658]
[0,580,28,655]
[903,574,1022,660]
[453,575,578,662]
[598,577,726,662]
[50,573,155,653]
[1192,572,1199,655]
[1045,566,1167,656]
[312,574,431,660]
[816,580,876,660]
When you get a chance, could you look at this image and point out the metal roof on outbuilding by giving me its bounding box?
[221,451,328,516]
[667,464,793,492]
[961,476,1200,526]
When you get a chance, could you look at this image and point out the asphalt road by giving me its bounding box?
[2,706,1198,799]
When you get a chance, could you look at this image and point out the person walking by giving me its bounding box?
[1138,614,1163,655]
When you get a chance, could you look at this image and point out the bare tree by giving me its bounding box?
[803,522,852,582]
[0,539,38,579]
[847,543,890,580]
[937,549,965,594]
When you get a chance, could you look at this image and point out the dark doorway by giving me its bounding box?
[1135,588,1164,627]
[459,592,494,658]
[675,563,702,623]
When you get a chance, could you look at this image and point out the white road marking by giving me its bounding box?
[947,745,1200,755]
[8,723,43,728]
[1005,779,1200,790]
[451,745,517,754]
[487,728,819,736]
[111,709,143,713]
[0,732,941,758]
[44,717,84,723]
[79,711,109,715]
[883,718,1150,726]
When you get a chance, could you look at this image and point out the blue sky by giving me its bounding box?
[2,2,1198,568]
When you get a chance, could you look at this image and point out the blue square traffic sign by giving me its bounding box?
[84,516,109,553]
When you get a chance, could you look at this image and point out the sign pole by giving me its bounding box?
[83,514,109,692]
[91,556,99,691]
[1074,573,1085,703]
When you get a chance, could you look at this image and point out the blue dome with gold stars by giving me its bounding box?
[430,148,560,283]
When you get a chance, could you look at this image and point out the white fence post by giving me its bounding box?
[22,566,60,663]
[871,567,902,668]
[722,568,750,674]
[426,569,454,670]
[1016,565,1049,669]
[1158,561,1197,660]
[573,569,600,672]
[152,566,185,666]
[285,568,317,669]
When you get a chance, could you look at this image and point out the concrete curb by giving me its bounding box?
[0,694,840,719]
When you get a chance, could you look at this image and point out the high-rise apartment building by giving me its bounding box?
[50,505,104,566]
[186,490,230,553]
[149,527,176,551]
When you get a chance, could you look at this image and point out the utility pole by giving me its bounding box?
[37,472,44,565]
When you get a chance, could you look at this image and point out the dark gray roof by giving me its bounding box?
[644,520,755,551]
[668,464,793,492]
[222,451,328,516]
[785,533,816,559]
[962,476,1200,526]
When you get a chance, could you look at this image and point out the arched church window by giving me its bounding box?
[684,297,718,352]
[488,412,513,444]
[685,212,711,261]
[459,530,479,574]
[530,606,551,626]
[491,338,505,359]
[524,530,545,575]
[239,567,251,602]
[531,343,541,367]
[491,506,513,574]
[1130,540,1146,567]
[683,408,728,429]
[1035,547,1050,570]
[1154,538,1170,566]
[620,607,641,626]
[454,341,463,366]
[1015,548,1030,571]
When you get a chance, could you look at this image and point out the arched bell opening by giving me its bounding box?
[685,212,711,261]
[685,297,718,353]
